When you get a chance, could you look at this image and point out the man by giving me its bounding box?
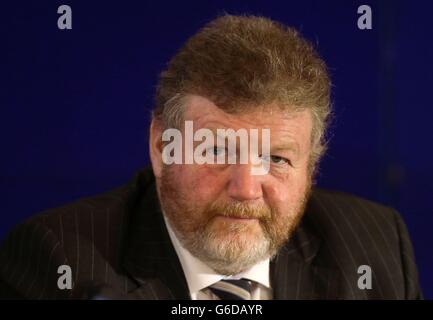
[0,15,422,300]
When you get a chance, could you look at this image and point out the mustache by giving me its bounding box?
[205,201,272,221]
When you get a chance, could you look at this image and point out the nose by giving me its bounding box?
[226,164,263,202]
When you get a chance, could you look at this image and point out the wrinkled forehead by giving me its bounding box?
[183,95,312,128]
[177,95,314,159]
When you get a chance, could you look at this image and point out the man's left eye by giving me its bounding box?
[269,155,291,165]
[261,155,291,166]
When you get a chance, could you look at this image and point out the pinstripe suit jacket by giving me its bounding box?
[0,167,422,299]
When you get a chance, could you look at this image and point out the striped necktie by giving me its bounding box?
[208,279,253,300]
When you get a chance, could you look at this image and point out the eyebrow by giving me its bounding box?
[271,141,301,155]
[192,123,302,155]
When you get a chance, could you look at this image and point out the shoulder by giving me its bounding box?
[0,168,155,299]
[302,188,421,299]
[307,188,401,242]
[3,168,154,249]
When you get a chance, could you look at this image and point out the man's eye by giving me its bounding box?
[207,146,225,156]
[267,155,291,165]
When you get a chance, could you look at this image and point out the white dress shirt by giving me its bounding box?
[163,215,272,300]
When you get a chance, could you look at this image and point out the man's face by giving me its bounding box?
[150,95,313,275]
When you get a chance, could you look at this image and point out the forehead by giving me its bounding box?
[183,95,313,141]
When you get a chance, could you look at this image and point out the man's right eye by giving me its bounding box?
[208,146,226,156]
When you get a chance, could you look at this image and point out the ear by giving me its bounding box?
[149,118,164,179]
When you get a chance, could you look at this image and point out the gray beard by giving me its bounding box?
[171,220,277,275]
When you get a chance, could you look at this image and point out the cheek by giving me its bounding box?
[263,185,289,213]
[176,165,226,202]
[263,176,308,212]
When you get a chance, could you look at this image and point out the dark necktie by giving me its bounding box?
[208,279,253,300]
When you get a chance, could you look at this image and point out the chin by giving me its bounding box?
[193,233,270,271]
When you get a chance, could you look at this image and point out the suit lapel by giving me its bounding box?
[270,193,341,300]
[122,170,190,300]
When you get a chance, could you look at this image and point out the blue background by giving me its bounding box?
[1,0,432,298]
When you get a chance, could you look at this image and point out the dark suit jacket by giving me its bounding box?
[0,168,422,299]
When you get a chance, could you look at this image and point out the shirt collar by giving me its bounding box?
[163,214,270,295]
